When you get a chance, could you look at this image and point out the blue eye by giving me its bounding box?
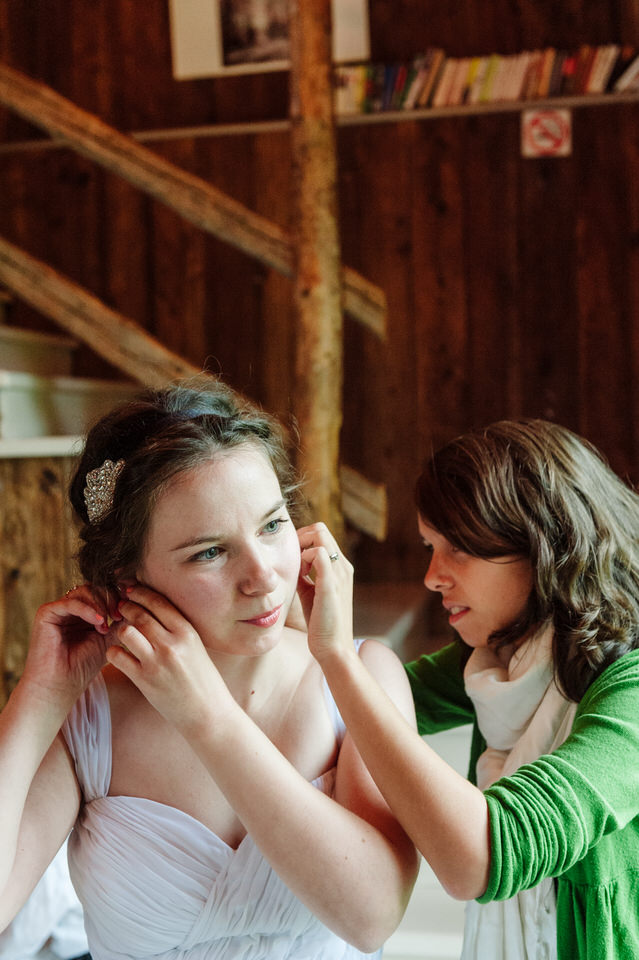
[193,545,221,562]
[263,517,288,535]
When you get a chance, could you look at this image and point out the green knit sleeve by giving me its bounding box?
[479,649,639,902]
[405,641,475,735]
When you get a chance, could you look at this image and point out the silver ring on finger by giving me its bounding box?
[329,552,339,563]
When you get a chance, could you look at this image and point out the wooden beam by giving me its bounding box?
[339,465,388,542]
[0,235,386,537]
[0,61,386,338]
[289,0,345,540]
[0,235,200,386]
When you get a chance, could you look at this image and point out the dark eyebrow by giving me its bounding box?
[171,498,287,552]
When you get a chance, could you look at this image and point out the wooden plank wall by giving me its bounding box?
[0,0,638,590]
[0,457,79,706]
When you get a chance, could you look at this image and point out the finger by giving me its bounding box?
[44,596,106,629]
[298,525,346,566]
[62,583,120,631]
[105,641,143,678]
[120,583,188,633]
[62,584,98,611]
[297,522,337,550]
[295,580,317,632]
[300,545,349,582]
[99,584,124,623]
[110,619,154,661]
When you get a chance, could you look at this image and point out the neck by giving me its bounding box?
[206,627,308,711]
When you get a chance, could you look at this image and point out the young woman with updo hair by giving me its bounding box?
[0,375,418,960]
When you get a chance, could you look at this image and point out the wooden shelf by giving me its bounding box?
[1,91,638,155]
[336,89,639,125]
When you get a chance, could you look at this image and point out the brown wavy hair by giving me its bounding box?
[70,375,305,594]
[416,419,639,701]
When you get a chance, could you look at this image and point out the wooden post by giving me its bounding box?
[289,0,345,542]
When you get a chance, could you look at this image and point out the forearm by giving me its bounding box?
[182,701,416,950]
[0,683,70,905]
[318,647,490,900]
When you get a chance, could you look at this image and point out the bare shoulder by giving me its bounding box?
[357,637,407,673]
[357,639,416,726]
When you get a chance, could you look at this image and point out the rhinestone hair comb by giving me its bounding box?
[83,458,125,523]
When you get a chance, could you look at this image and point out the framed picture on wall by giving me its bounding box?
[168,0,370,79]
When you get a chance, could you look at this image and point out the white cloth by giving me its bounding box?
[0,839,88,960]
[460,628,577,960]
[62,653,381,960]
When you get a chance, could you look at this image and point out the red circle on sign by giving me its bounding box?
[523,110,571,157]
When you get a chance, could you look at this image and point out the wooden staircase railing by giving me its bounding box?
[0,242,388,540]
[0,52,387,541]
[0,236,200,386]
[0,61,386,338]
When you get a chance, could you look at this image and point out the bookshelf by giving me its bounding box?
[334,44,639,114]
[1,44,639,155]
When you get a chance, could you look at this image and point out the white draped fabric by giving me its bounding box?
[460,628,577,960]
[62,669,381,960]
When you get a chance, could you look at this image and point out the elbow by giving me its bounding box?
[348,931,387,955]
[432,846,490,902]
[341,879,418,952]
[344,913,403,955]
[335,906,403,953]
[441,875,487,902]
[437,858,489,902]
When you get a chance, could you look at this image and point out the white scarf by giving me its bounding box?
[460,627,577,960]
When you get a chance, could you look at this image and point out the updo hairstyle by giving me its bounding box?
[69,375,304,592]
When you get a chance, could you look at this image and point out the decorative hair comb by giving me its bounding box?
[83,458,125,523]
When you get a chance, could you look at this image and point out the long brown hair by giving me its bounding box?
[416,419,639,700]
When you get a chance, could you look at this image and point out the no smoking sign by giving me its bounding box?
[521,108,572,158]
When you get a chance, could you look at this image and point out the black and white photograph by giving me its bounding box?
[220,0,289,68]
[169,0,370,77]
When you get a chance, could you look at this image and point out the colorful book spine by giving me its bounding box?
[614,50,639,91]
[333,44,639,116]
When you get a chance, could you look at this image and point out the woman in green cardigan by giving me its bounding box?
[298,418,639,960]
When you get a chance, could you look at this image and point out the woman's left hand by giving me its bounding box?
[296,523,355,664]
[105,584,231,734]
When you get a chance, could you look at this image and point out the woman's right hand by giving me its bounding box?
[21,585,112,709]
[296,522,355,666]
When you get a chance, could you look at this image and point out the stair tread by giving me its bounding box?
[0,324,78,376]
[0,371,139,440]
[0,435,83,458]
[0,325,77,348]
[0,368,137,390]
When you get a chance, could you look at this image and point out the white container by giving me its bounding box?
[0,370,139,439]
[0,326,77,376]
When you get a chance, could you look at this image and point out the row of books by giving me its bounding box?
[334,45,639,115]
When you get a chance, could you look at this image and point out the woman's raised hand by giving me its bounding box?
[296,522,355,665]
[22,585,111,710]
[105,584,228,734]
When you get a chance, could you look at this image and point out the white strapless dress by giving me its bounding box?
[62,668,381,960]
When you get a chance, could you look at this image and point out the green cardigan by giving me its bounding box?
[405,643,639,960]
